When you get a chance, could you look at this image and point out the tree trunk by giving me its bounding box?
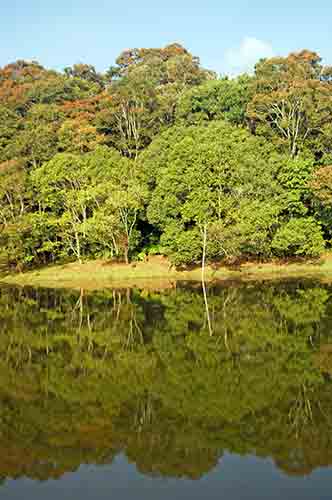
[75,230,82,264]
[124,244,129,265]
[201,223,207,282]
[201,223,213,336]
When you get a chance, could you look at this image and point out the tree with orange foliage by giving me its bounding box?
[58,119,105,154]
[310,165,332,206]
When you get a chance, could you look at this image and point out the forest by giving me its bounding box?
[1,44,332,269]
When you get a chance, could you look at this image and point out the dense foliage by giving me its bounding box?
[1,45,332,268]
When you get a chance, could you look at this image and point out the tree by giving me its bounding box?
[31,147,147,264]
[145,121,284,264]
[309,165,332,242]
[0,60,101,115]
[0,106,22,161]
[176,75,253,125]
[107,43,214,85]
[32,153,96,263]
[101,44,215,158]
[247,50,332,158]
[277,157,315,216]
[0,159,27,226]
[0,159,35,268]
[310,165,332,206]
[271,218,325,257]
[58,119,105,153]
[9,112,59,168]
[64,63,103,86]
[104,75,158,158]
[90,155,148,263]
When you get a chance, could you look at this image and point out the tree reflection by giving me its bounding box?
[0,280,331,481]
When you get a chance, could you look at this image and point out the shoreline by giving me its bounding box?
[2,255,332,290]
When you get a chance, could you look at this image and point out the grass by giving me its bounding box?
[2,254,332,290]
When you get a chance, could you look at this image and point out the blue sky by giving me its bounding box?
[1,0,331,75]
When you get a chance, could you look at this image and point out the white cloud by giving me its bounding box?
[224,37,274,76]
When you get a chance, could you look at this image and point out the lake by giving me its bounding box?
[0,280,331,499]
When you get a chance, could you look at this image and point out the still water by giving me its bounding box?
[0,280,331,499]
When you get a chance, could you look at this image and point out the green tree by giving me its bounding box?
[145,121,284,264]
[247,50,332,158]
[32,147,147,264]
[101,44,215,158]
[176,75,253,125]
[271,217,325,256]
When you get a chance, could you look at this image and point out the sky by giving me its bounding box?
[1,0,332,75]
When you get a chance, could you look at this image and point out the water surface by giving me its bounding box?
[0,280,331,498]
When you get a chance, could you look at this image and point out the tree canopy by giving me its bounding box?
[0,43,332,269]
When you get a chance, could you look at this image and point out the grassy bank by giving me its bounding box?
[2,254,332,290]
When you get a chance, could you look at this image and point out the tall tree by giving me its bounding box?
[247,50,332,158]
